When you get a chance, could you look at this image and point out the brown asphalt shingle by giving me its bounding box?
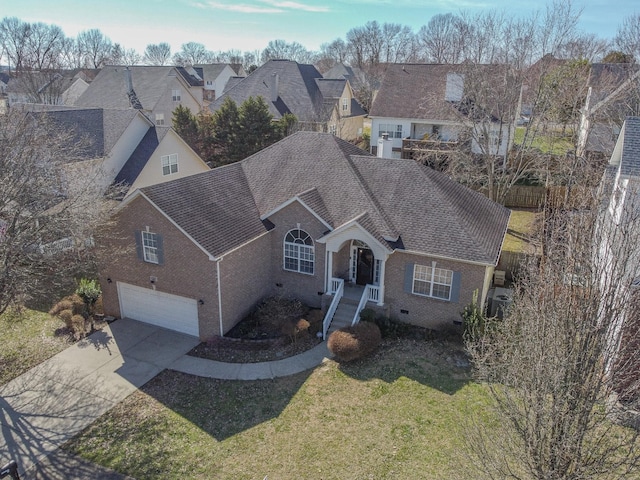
[139,131,509,264]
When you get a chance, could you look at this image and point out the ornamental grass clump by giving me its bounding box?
[327,321,381,362]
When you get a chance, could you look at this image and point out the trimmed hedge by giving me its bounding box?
[327,321,381,362]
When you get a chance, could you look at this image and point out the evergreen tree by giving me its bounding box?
[172,105,199,153]
[236,96,280,159]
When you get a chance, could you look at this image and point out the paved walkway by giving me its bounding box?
[0,318,332,478]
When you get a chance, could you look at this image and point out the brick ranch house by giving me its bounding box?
[99,132,510,339]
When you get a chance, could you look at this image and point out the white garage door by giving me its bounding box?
[117,282,199,337]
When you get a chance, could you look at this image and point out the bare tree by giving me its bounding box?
[417,13,465,63]
[465,181,640,479]
[77,28,112,68]
[173,41,212,66]
[0,108,121,314]
[260,39,317,64]
[143,42,171,66]
[615,13,640,62]
[0,17,31,71]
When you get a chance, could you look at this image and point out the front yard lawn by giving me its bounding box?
[0,307,73,386]
[64,339,497,479]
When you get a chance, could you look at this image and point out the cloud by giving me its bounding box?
[191,1,283,13]
[260,0,330,12]
[190,0,329,14]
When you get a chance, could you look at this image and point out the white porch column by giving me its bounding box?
[326,250,333,293]
[377,255,386,306]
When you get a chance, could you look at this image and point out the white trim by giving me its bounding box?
[217,258,224,336]
[317,215,392,256]
[283,228,315,275]
[260,195,333,231]
[412,262,453,301]
[400,248,497,267]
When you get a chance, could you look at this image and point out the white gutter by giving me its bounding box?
[216,258,224,336]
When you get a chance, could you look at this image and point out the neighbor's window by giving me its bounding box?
[161,154,178,175]
[142,231,159,264]
[342,97,349,111]
[172,89,181,101]
[379,124,402,138]
[328,124,337,135]
[155,113,165,126]
[413,264,453,300]
[284,229,314,274]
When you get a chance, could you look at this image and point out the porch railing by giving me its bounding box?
[323,277,344,340]
[351,284,380,326]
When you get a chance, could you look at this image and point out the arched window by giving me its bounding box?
[284,229,314,274]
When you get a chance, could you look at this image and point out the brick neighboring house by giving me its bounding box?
[209,59,366,142]
[99,131,510,339]
[369,63,518,160]
[75,65,204,128]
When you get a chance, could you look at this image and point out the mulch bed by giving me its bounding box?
[188,333,322,363]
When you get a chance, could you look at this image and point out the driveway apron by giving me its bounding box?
[0,318,200,476]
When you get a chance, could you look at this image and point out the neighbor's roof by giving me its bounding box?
[75,65,198,110]
[138,131,509,264]
[209,59,362,123]
[614,117,640,178]
[369,63,511,122]
[28,107,141,159]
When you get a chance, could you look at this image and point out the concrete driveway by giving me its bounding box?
[0,318,200,477]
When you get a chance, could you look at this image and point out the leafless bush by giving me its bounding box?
[327,322,381,362]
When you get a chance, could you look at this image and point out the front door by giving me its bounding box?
[355,248,374,286]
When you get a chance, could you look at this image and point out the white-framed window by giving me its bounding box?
[379,124,402,138]
[155,113,165,126]
[206,80,213,86]
[342,97,349,111]
[284,229,314,274]
[172,89,181,101]
[328,124,337,135]
[413,264,453,300]
[142,231,159,264]
[161,154,178,176]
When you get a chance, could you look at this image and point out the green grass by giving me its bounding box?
[0,307,73,386]
[64,339,496,479]
[514,126,575,155]
[503,209,542,254]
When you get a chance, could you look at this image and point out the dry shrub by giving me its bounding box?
[281,318,311,343]
[94,295,104,315]
[58,309,73,328]
[49,299,73,316]
[70,314,86,338]
[305,309,324,336]
[327,322,382,362]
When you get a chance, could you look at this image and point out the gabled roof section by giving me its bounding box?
[210,59,334,122]
[140,162,267,259]
[369,63,510,123]
[114,126,171,187]
[75,65,193,111]
[175,66,204,87]
[27,107,140,159]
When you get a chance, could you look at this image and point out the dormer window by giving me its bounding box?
[342,98,348,111]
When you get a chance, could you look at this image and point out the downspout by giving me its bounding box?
[216,258,224,336]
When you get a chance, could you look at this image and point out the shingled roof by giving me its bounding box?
[137,131,509,264]
[209,59,354,123]
[28,107,140,159]
[612,117,640,178]
[369,63,511,122]
[114,126,171,187]
[75,65,199,111]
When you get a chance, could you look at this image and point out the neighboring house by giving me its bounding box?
[209,59,366,142]
[98,131,510,339]
[75,65,204,127]
[5,69,99,106]
[369,63,517,160]
[599,116,640,399]
[0,72,9,95]
[520,54,568,123]
[193,63,241,102]
[577,63,640,160]
[323,63,383,112]
[26,105,209,197]
[60,69,100,105]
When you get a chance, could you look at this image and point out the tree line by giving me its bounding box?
[2,4,639,75]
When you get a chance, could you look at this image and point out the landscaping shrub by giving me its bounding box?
[304,309,324,336]
[327,321,381,362]
[254,296,308,331]
[49,294,86,337]
[76,278,101,317]
[281,318,311,343]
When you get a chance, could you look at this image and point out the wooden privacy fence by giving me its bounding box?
[497,251,540,281]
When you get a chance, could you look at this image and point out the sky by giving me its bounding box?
[0,0,638,55]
